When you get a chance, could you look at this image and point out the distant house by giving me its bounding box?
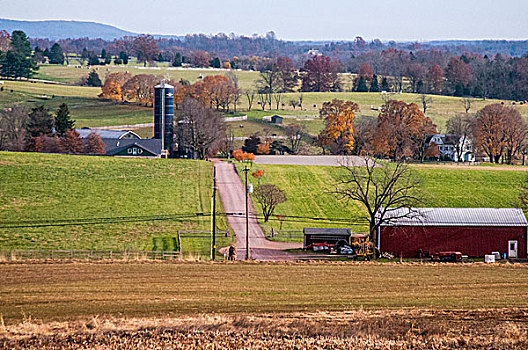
[427,134,474,162]
[271,115,283,124]
[76,128,161,157]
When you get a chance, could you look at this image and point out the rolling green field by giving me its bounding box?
[1,262,528,324]
[5,65,528,135]
[238,162,527,238]
[0,152,232,255]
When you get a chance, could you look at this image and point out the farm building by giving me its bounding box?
[271,115,283,124]
[378,208,528,259]
[303,228,351,248]
[76,128,162,157]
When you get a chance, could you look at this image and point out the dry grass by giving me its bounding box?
[1,309,527,349]
[2,261,528,326]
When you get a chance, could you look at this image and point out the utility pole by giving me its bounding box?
[243,165,250,260]
[211,165,217,261]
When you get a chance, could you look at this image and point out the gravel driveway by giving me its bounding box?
[254,155,368,167]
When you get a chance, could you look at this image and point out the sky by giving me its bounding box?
[1,0,527,41]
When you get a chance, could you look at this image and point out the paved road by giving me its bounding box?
[213,160,301,261]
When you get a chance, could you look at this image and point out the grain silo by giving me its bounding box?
[154,80,174,157]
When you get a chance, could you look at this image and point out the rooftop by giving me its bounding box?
[379,208,527,227]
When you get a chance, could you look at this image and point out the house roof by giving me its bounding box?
[76,128,140,140]
[379,208,527,227]
[103,138,162,156]
[303,228,351,236]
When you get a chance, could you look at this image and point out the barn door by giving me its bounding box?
[508,240,518,259]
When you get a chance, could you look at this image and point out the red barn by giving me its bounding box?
[378,208,527,259]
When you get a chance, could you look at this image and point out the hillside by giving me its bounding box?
[236,162,526,239]
[0,152,231,255]
[0,18,136,40]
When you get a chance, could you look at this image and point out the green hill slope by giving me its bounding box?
[0,152,230,255]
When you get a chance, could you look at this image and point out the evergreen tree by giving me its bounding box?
[0,30,37,79]
[86,70,102,87]
[113,57,123,65]
[10,31,31,57]
[370,74,380,92]
[43,48,50,59]
[104,51,111,65]
[54,103,75,136]
[172,52,182,67]
[356,76,369,92]
[454,82,464,97]
[49,43,65,64]
[157,53,164,62]
[101,49,107,59]
[242,134,260,154]
[119,51,129,64]
[209,57,221,68]
[381,77,390,91]
[88,54,100,66]
[33,46,45,63]
[0,51,35,78]
[27,106,53,137]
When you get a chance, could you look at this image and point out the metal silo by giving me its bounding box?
[154,80,174,157]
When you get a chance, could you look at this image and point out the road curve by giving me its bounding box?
[213,160,301,261]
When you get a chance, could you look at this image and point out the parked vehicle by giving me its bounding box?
[430,251,463,262]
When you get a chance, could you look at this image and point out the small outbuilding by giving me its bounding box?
[303,228,351,248]
[378,208,528,259]
[271,115,283,124]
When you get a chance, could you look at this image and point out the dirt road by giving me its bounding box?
[213,160,301,261]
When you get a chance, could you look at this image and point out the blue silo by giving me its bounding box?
[154,80,174,157]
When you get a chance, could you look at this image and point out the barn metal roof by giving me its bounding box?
[379,208,527,227]
[76,128,141,140]
[303,228,351,236]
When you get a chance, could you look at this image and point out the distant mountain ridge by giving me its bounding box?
[0,18,138,40]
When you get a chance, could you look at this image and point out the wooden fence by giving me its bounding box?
[0,250,181,261]
[0,230,230,261]
[268,229,303,239]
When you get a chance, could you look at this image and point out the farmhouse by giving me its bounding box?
[378,208,528,259]
[303,228,351,248]
[426,134,474,162]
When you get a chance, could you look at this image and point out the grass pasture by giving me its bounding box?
[0,152,231,255]
[238,162,527,238]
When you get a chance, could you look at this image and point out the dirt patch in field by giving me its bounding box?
[2,309,527,349]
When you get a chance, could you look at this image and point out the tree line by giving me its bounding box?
[0,103,105,154]
[314,98,528,165]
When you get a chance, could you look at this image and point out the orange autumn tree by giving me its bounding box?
[370,100,437,161]
[99,72,132,101]
[251,169,265,184]
[316,99,359,154]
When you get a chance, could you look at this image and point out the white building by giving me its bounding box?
[427,134,475,162]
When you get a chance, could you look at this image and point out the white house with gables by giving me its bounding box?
[427,134,475,162]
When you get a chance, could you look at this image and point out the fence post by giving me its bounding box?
[226,228,229,237]
[177,230,182,259]
[271,228,275,238]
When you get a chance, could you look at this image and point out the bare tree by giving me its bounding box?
[0,105,30,151]
[273,93,282,110]
[446,114,473,162]
[285,123,305,154]
[288,99,298,110]
[298,93,304,111]
[219,125,235,158]
[226,71,241,113]
[176,98,226,160]
[334,157,421,246]
[245,89,256,112]
[257,93,269,111]
[254,184,287,222]
[419,94,433,114]
[461,97,473,113]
